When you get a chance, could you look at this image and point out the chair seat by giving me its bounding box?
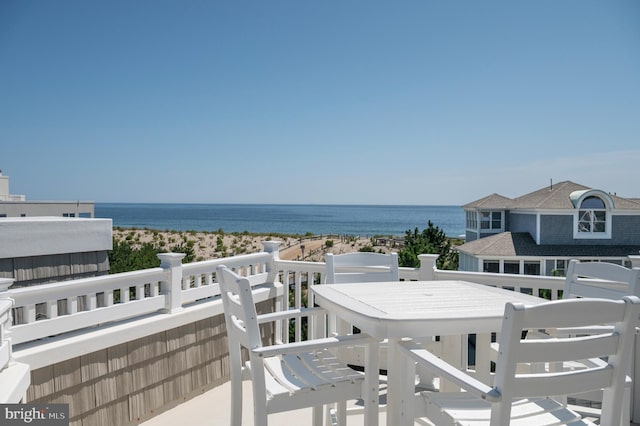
[260,348,365,413]
[422,392,596,426]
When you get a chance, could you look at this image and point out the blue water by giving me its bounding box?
[95,203,466,237]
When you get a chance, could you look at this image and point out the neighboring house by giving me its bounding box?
[0,171,94,218]
[0,170,108,287]
[458,181,640,276]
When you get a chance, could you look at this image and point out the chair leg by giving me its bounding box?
[229,374,242,426]
[312,405,323,426]
[622,382,631,426]
[336,401,347,425]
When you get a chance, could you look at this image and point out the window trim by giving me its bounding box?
[572,192,612,240]
[480,210,504,232]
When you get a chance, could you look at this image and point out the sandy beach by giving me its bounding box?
[112,228,396,262]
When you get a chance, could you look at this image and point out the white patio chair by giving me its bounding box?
[216,265,371,426]
[555,260,640,418]
[323,252,440,392]
[399,296,640,426]
[324,252,400,369]
[489,260,640,421]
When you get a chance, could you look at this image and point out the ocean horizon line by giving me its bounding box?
[95,203,467,237]
[96,202,462,207]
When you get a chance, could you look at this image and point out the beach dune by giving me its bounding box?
[112,229,391,262]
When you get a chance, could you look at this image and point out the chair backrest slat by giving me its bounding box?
[511,366,613,398]
[515,333,619,364]
[325,252,399,284]
[522,297,627,329]
[564,259,640,300]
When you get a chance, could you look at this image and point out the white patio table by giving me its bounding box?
[310,280,546,426]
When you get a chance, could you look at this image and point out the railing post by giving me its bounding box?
[262,241,281,260]
[0,278,15,361]
[262,241,281,280]
[417,254,439,281]
[628,255,640,422]
[262,241,284,342]
[0,278,13,325]
[158,253,186,314]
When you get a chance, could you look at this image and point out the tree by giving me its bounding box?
[397,221,459,270]
[109,240,161,273]
[109,238,196,273]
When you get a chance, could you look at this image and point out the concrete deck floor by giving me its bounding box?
[140,378,390,426]
[139,377,611,426]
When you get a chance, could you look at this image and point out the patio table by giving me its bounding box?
[310,280,546,426]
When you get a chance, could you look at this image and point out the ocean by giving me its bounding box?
[95,203,466,237]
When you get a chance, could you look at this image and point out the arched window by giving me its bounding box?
[578,196,606,233]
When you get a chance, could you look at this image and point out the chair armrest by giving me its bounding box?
[399,340,500,402]
[253,333,373,358]
[257,307,326,324]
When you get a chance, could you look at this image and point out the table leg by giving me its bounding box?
[387,337,415,426]
[475,333,492,385]
[364,339,380,426]
[441,335,463,392]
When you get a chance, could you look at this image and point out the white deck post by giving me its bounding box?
[262,241,285,342]
[158,253,186,314]
[626,255,640,422]
[417,254,439,281]
[262,240,281,259]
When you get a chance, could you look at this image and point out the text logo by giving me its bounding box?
[0,405,69,425]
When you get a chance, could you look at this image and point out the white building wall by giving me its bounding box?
[0,217,112,259]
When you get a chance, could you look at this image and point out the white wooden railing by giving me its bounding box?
[4,242,638,416]
[0,285,14,372]
[2,246,568,351]
[0,278,30,403]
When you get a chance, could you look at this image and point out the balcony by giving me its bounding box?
[1,241,638,425]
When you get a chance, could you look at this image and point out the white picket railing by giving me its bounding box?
[0,278,30,403]
[1,243,609,412]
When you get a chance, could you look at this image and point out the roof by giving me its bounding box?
[457,232,640,258]
[463,181,640,210]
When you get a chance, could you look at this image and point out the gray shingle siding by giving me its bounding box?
[509,213,536,235]
[612,215,640,244]
[539,215,574,244]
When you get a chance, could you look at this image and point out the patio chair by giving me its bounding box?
[216,265,371,426]
[399,296,640,426]
[490,260,640,418]
[323,252,440,390]
[323,252,400,368]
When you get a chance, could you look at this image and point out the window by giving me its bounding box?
[480,211,502,230]
[578,196,606,233]
[574,195,611,239]
[554,260,566,277]
[523,261,540,276]
[503,261,520,274]
[483,260,499,273]
[466,211,477,229]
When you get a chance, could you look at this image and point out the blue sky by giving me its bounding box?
[1,1,639,205]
